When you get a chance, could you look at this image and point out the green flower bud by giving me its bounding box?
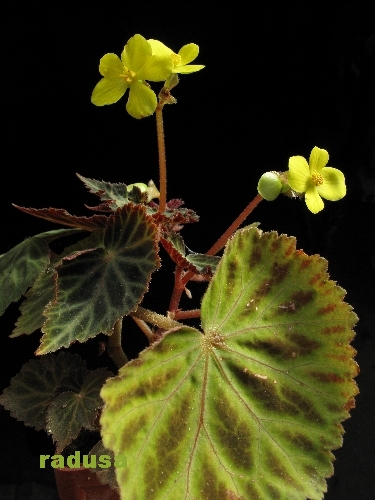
[257,172,283,201]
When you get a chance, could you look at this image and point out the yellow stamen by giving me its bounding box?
[311,172,324,186]
[121,67,136,83]
[171,53,182,67]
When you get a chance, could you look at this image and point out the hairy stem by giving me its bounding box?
[181,193,264,287]
[132,306,184,330]
[132,316,154,343]
[156,104,167,213]
[206,193,264,256]
[107,319,128,369]
[168,266,184,314]
[173,309,201,320]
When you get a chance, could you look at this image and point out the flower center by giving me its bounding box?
[311,172,324,186]
[171,53,182,67]
[121,67,136,83]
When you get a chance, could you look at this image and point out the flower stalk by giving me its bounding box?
[156,104,167,213]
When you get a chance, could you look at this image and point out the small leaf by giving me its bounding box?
[100,227,358,500]
[37,204,160,354]
[77,174,130,210]
[89,440,119,491]
[0,229,82,316]
[0,352,87,431]
[47,368,112,453]
[161,235,220,275]
[160,236,198,272]
[185,253,221,273]
[149,204,199,227]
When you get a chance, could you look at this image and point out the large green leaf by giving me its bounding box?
[0,229,82,316]
[100,227,358,500]
[37,204,160,354]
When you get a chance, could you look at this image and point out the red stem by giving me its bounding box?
[180,193,263,287]
[173,309,201,320]
[156,105,167,213]
[168,266,184,315]
[167,194,263,315]
[206,193,263,256]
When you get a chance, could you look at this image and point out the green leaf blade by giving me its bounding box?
[0,352,87,431]
[47,368,112,453]
[101,327,205,499]
[77,173,130,210]
[100,227,358,500]
[11,269,55,337]
[201,227,358,497]
[38,204,160,354]
[0,229,82,317]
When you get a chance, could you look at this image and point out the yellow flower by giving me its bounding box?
[287,147,346,213]
[148,39,204,74]
[91,34,173,119]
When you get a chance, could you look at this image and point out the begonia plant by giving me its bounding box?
[0,33,358,500]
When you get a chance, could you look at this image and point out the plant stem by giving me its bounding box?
[180,193,264,288]
[107,319,128,369]
[206,193,264,256]
[168,266,184,314]
[132,306,184,330]
[131,316,155,343]
[173,309,201,320]
[156,104,167,213]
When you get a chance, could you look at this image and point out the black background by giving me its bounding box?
[1,2,374,499]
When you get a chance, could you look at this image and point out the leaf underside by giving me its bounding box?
[100,227,358,500]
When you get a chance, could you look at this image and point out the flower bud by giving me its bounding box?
[257,172,283,201]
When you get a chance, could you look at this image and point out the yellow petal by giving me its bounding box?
[172,64,205,74]
[305,186,324,213]
[309,147,329,173]
[121,34,151,73]
[91,78,128,106]
[178,44,199,65]
[317,167,346,201]
[148,39,173,58]
[99,53,124,78]
[126,81,157,119]
[137,54,173,81]
[287,156,310,192]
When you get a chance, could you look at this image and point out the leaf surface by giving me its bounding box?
[0,229,82,316]
[77,174,130,210]
[37,204,160,354]
[47,368,112,453]
[11,270,55,337]
[14,205,108,231]
[100,227,358,500]
[0,352,87,431]
[161,234,220,275]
